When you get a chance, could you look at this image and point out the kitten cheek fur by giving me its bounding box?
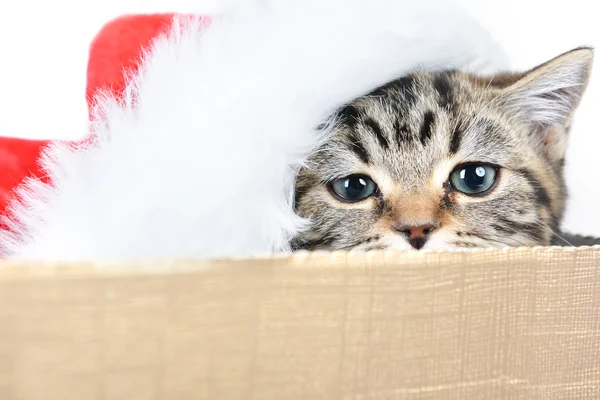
[293,48,594,251]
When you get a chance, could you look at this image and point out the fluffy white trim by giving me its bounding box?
[0,0,509,261]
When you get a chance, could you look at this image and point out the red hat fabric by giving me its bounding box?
[0,138,50,230]
[86,13,181,113]
[0,13,184,225]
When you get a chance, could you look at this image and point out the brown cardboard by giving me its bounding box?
[1,247,599,399]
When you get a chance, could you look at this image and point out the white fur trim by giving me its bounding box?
[0,0,509,261]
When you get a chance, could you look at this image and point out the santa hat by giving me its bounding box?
[0,0,508,260]
[0,14,181,226]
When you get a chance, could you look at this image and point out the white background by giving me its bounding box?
[0,0,598,236]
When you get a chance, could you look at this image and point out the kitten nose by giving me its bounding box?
[393,223,438,250]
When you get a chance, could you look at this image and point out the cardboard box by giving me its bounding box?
[1,243,599,399]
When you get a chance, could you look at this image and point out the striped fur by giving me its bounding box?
[293,48,594,251]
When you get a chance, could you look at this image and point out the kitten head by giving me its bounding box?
[293,48,593,251]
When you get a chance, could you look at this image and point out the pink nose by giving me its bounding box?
[393,223,438,250]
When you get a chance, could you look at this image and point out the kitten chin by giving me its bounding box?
[292,47,594,251]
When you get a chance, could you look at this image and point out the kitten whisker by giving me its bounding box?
[484,74,497,91]
[469,230,532,247]
[534,221,576,247]
[489,219,545,247]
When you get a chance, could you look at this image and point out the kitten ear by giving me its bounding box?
[499,47,593,161]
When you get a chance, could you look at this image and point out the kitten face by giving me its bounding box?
[293,48,593,251]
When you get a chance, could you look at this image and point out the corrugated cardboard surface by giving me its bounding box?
[1,247,599,399]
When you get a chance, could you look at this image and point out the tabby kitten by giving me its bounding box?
[293,48,593,251]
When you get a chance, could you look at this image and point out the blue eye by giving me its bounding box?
[330,175,377,202]
[450,164,498,195]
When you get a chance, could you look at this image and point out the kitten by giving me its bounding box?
[292,48,593,251]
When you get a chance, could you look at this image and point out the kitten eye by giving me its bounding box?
[330,175,377,202]
[450,164,497,195]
